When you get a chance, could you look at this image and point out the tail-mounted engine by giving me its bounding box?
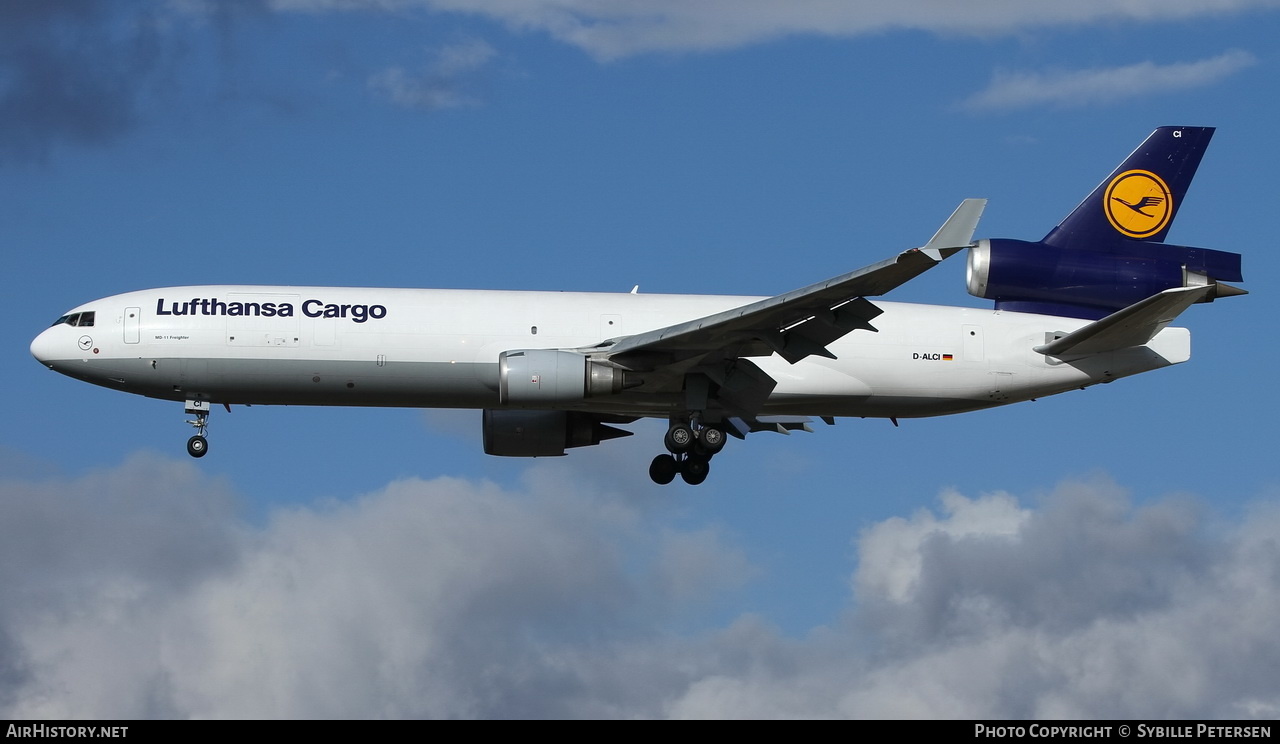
[967,238,1244,319]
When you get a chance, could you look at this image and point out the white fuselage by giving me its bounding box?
[29,285,1190,420]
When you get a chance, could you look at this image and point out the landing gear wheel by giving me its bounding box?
[187,435,209,458]
[696,425,726,455]
[664,422,695,453]
[680,455,710,486]
[184,401,211,458]
[649,454,678,485]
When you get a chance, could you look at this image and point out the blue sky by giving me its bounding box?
[3,0,1280,719]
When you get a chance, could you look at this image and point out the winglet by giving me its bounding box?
[1033,285,1212,358]
[920,198,986,261]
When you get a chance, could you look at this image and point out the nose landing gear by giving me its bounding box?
[185,400,210,458]
[649,419,728,485]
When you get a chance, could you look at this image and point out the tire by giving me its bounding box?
[664,422,694,453]
[680,455,709,485]
[649,454,678,485]
[187,435,208,458]
[697,425,726,455]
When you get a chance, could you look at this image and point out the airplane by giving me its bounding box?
[30,126,1245,485]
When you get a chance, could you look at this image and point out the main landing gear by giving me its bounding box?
[184,400,210,458]
[649,419,727,486]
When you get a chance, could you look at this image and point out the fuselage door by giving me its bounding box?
[124,307,140,344]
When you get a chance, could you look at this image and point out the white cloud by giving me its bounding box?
[963,50,1258,111]
[855,487,1029,603]
[3,457,1280,718]
[368,38,497,110]
[270,0,1280,59]
[0,454,751,718]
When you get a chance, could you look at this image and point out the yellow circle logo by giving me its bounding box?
[1103,169,1172,239]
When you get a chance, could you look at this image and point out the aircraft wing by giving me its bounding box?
[605,199,986,370]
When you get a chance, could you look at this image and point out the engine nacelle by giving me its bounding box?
[967,238,1243,318]
[482,409,630,457]
[498,349,626,405]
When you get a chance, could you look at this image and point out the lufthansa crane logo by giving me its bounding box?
[1104,169,1173,239]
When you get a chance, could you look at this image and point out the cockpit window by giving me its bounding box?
[50,311,94,328]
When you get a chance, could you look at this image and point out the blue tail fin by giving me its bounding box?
[1044,126,1212,248]
[967,126,1244,319]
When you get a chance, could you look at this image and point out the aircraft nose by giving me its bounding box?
[30,328,58,367]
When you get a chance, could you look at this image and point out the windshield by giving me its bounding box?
[50,311,95,328]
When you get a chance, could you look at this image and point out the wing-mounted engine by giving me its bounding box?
[498,349,636,404]
[482,409,633,457]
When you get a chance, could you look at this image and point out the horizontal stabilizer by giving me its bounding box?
[1033,285,1212,358]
